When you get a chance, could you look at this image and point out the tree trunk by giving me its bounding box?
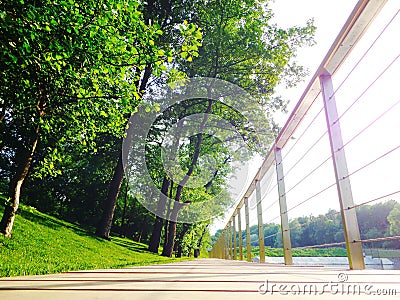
[121,179,129,230]
[163,219,177,257]
[148,176,170,253]
[161,181,173,256]
[162,201,187,257]
[194,249,200,258]
[161,219,169,256]
[137,230,142,243]
[195,225,209,257]
[95,153,124,239]
[162,100,214,257]
[175,223,190,258]
[0,126,39,237]
[176,243,183,257]
[96,64,153,239]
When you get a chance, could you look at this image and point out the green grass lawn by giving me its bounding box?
[0,204,190,277]
[364,248,400,258]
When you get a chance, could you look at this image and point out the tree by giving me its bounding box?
[143,97,242,255]
[0,0,166,237]
[147,0,314,257]
[180,0,314,110]
[94,14,203,240]
[356,201,396,240]
[388,204,400,236]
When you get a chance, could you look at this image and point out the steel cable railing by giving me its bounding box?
[284,155,331,197]
[343,144,400,181]
[330,9,400,100]
[293,241,347,250]
[283,129,328,179]
[282,103,324,161]
[284,182,337,215]
[262,198,279,215]
[209,2,400,270]
[348,190,400,210]
[333,53,400,124]
[339,98,400,152]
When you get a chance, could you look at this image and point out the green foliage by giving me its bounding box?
[180,0,315,129]
[1,0,314,256]
[387,203,400,235]
[1,0,157,177]
[0,0,202,238]
[180,223,211,256]
[364,248,400,259]
[0,0,202,178]
[0,205,189,277]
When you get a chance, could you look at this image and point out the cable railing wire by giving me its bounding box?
[284,155,332,196]
[275,236,400,251]
[344,144,400,180]
[264,231,281,240]
[262,198,279,214]
[285,192,400,234]
[280,90,322,159]
[283,129,328,178]
[333,52,400,124]
[264,215,281,224]
[358,235,400,244]
[339,98,400,151]
[330,9,400,99]
[293,241,347,249]
[261,182,279,202]
[284,182,337,215]
[282,104,324,161]
[348,190,400,210]
[259,167,277,200]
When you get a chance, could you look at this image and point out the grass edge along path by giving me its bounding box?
[0,204,191,277]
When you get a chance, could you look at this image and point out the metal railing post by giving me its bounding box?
[244,197,252,262]
[232,217,237,260]
[219,238,223,259]
[320,73,365,270]
[238,209,243,260]
[224,232,228,259]
[226,230,230,259]
[228,222,232,260]
[275,147,293,265]
[256,180,265,263]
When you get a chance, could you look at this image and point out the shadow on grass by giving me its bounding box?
[110,237,150,253]
[18,208,90,234]
[15,207,117,245]
[2,204,152,253]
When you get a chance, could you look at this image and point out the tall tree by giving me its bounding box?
[387,202,400,248]
[94,11,202,239]
[158,0,315,257]
[0,0,166,237]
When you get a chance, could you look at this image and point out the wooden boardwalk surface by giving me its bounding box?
[1,258,399,299]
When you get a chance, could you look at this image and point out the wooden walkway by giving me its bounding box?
[1,259,399,299]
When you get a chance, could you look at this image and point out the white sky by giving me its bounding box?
[211,0,400,234]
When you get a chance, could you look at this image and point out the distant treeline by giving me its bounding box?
[212,200,400,249]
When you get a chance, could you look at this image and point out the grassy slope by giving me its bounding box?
[0,205,189,277]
